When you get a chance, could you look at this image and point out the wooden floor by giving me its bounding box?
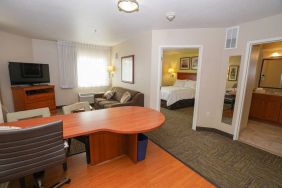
[239,120,282,157]
[9,141,214,188]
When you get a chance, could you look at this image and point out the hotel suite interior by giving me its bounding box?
[0,0,282,188]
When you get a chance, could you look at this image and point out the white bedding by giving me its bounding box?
[161,86,195,106]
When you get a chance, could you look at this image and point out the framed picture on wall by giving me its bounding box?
[180,57,190,70]
[121,55,134,84]
[191,56,198,70]
[228,65,239,81]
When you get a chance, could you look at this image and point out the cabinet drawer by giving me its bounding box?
[25,100,56,110]
[26,93,55,104]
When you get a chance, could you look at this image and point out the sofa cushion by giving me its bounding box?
[98,100,120,108]
[111,87,138,101]
[94,98,106,104]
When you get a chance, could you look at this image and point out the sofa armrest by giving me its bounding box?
[94,93,105,99]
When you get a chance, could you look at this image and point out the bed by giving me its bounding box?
[161,73,197,110]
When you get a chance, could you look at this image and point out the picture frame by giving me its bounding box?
[191,56,198,70]
[228,65,239,81]
[121,55,134,84]
[180,57,190,70]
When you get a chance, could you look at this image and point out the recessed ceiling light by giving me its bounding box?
[118,0,139,13]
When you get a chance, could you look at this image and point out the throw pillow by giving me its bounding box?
[120,91,131,104]
[104,90,114,100]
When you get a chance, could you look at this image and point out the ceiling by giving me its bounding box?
[0,0,282,46]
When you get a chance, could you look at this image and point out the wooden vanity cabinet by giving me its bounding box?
[249,93,282,125]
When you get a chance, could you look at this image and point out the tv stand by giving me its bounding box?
[11,85,57,114]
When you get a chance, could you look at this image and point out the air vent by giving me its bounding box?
[225,26,239,49]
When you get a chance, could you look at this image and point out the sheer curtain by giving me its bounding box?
[57,41,110,88]
[57,41,77,88]
[77,44,110,88]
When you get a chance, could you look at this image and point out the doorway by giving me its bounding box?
[234,39,282,156]
[156,45,203,131]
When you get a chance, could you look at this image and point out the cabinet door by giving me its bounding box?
[279,105,282,124]
[249,96,266,119]
[264,100,281,122]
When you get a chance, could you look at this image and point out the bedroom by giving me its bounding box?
[160,48,198,125]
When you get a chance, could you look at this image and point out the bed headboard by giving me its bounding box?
[177,72,197,81]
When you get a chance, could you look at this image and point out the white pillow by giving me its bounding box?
[173,80,186,87]
[104,90,115,100]
[184,80,196,89]
[120,91,131,103]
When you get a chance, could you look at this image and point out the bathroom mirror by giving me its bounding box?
[259,58,282,89]
[221,55,241,125]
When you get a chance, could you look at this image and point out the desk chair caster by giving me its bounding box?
[51,178,71,188]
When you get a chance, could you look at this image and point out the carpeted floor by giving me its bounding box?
[146,107,282,188]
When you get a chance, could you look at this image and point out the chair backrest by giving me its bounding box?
[6,108,51,122]
[0,121,65,183]
[62,102,92,115]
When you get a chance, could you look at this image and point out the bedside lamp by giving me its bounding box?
[168,68,175,78]
[108,65,116,77]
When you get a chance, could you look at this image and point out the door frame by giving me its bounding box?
[157,45,204,130]
[233,36,282,140]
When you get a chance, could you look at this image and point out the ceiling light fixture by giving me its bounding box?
[166,12,176,22]
[118,0,139,13]
[271,52,280,57]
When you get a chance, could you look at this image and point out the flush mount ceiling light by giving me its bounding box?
[118,0,139,13]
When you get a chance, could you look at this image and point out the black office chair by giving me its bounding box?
[0,121,71,188]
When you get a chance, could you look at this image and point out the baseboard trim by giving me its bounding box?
[196,127,233,139]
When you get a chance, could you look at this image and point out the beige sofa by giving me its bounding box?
[94,87,144,109]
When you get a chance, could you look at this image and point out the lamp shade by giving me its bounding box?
[108,65,115,72]
[168,68,174,74]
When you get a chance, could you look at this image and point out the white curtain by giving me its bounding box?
[76,44,110,87]
[57,41,78,88]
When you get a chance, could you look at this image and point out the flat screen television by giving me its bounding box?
[9,62,50,85]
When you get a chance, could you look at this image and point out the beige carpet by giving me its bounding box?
[146,107,282,188]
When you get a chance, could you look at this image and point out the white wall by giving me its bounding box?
[32,39,111,106]
[111,32,152,107]
[149,14,282,135]
[151,28,225,130]
[0,31,33,112]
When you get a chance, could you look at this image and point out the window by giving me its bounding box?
[77,47,110,87]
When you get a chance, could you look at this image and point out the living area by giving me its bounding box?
[1,0,282,188]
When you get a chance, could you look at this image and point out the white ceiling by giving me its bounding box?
[0,0,282,46]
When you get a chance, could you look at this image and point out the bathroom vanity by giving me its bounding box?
[249,91,282,125]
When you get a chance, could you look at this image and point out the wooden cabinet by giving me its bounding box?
[249,93,282,125]
[11,85,56,114]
